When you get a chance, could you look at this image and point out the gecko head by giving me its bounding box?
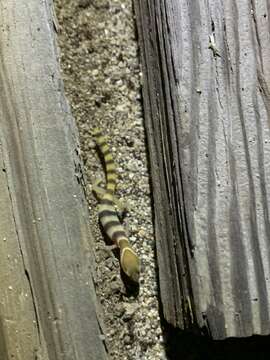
[120,246,140,283]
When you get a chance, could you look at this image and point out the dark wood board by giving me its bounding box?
[135,0,270,340]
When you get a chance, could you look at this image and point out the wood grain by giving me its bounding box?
[135,0,270,339]
[0,1,108,358]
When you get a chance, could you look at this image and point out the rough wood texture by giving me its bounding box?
[0,1,108,359]
[135,0,270,339]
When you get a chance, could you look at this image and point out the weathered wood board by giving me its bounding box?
[0,1,108,359]
[135,0,270,339]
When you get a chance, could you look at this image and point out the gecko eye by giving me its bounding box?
[129,267,140,283]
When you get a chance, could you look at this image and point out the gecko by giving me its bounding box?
[92,128,140,283]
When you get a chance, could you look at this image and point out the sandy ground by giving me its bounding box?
[54,0,165,359]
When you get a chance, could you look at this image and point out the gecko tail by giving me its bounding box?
[93,128,117,195]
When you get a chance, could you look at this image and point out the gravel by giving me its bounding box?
[54,0,166,359]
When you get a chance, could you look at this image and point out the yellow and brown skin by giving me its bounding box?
[92,128,140,283]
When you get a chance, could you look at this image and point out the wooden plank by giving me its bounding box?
[135,0,270,339]
[0,1,108,358]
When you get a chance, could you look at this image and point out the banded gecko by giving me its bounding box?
[92,128,140,283]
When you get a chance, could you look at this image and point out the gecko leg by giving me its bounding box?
[92,178,106,200]
[92,179,129,216]
[114,197,129,218]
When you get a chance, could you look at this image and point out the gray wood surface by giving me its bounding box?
[135,0,270,339]
[0,1,108,359]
